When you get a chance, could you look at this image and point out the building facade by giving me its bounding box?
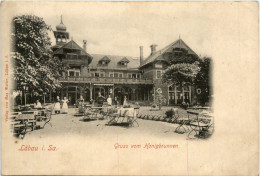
[50,18,207,106]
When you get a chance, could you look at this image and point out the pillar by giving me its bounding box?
[90,84,93,100]
[174,85,177,104]
[189,86,192,104]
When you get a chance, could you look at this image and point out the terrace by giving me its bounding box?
[59,76,154,84]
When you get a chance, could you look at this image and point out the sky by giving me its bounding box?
[11,2,218,58]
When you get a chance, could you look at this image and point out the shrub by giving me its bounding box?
[165,109,175,118]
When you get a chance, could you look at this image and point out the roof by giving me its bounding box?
[89,54,140,71]
[99,56,111,62]
[53,40,92,58]
[140,39,199,68]
[119,57,130,63]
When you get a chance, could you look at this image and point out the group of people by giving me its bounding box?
[34,92,129,115]
[54,96,69,114]
[95,92,128,107]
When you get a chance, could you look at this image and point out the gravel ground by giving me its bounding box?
[22,106,212,140]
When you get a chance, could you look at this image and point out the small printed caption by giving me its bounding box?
[114,143,178,150]
[4,55,9,122]
[18,145,58,151]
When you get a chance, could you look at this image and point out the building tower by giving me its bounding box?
[53,15,69,46]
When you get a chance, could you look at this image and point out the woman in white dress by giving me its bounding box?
[107,95,112,106]
[54,96,61,114]
[61,97,69,114]
[123,96,128,106]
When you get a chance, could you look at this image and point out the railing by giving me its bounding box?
[59,76,153,84]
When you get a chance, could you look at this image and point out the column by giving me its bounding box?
[189,86,192,104]
[147,88,150,101]
[66,87,68,99]
[90,84,93,100]
[174,85,177,104]
[61,89,64,99]
[182,87,185,103]
[50,91,52,102]
[132,89,136,101]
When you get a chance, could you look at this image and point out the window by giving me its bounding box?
[137,74,141,79]
[67,53,78,59]
[128,73,132,78]
[132,74,136,79]
[109,72,114,77]
[114,72,123,78]
[155,63,162,68]
[119,62,127,66]
[68,69,80,77]
[100,72,105,77]
[156,70,162,79]
[95,73,100,77]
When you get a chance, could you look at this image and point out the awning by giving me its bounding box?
[93,84,114,86]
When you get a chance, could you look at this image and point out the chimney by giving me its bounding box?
[150,44,157,55]
[139,46,143,65]
[83,40,87,52]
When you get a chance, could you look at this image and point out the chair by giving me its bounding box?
[13,122,27,139]
[43,111,53,128]
[127,114,139,127]
[174,110,191,134]
[170,108,180,123]
[187,111,214,139]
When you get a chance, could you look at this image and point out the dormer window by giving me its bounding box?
[118,57,129,66]
[99,56,111,65]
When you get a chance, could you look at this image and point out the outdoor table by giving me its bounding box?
[86,107,103,119]
[107,107,137,125]
[186,111,214,138]
[16,112,37,131]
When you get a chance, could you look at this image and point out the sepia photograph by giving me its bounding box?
[1,1,258,175]
[11,13,213,140]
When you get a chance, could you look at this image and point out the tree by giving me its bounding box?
[11,15,65,98]
[195,57,212,105]
[162,62,200,103]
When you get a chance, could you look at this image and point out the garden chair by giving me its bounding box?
[13,122,27,139]
[127,114,139,127]
[170,108,180,123]
[174,111,191,134]
[187,111,214,139]
[43,110,53,128]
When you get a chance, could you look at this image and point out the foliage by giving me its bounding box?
[162,62,200,85]
[151,104,157,108]
[195,57,212,105]
[165,109,174,118]
[11,15,65,94]
[153,88,166,110]
[195,57,211,86]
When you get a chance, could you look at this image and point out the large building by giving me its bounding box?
[51,18,207,106]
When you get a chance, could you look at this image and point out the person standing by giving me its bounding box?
[123,95,128,106]
[54,96,61,114]
[96,92,105,107]
[78,96,84,113]
[61,97,69,114]
[107,95,112,106]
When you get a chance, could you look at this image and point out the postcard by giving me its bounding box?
[1,1,259,175]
